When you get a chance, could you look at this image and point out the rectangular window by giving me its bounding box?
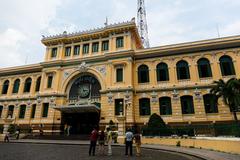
[65,47,71,57]
[19,105,26,119]
[83,44,89,54]
[115,99,124,116]
[42,103,49,118]
[0,106,3,118]
[74,45,80,55]
[116,68,123,82]
[51,48,57,58]
[102,40,109,51]
[92,42,99,53]
[31,104,36,119]
[116,37,124,48]
[47,75,53,88]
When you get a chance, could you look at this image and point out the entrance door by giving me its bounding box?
[62,112,99,135]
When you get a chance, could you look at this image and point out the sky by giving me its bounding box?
[0,0,240,68]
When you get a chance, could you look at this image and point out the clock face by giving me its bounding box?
[79,84,90,98]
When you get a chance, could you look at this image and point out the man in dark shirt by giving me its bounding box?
[89,127,99,156]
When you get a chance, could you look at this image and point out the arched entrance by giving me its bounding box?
[56,74,101,135]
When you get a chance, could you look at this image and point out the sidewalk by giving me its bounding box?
[8,139,240,160]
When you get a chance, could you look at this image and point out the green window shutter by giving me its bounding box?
[24,78,32,93]
[92,42,99,53]
[83,44,89,54]
[116,68,123,82]
[47,76,53,88]
[0,106,3,118]
[139,98,151,116]
[42,103,49,118]
[19,105,26,119]
[35,77,41,92]
[13,79,20,93]
[116,37,124,48]
[51,48,57,58]
[31,104,36,119]
[74,45,80,55]
[159,97,172,115]
[102,40,109,51]
[65,47,71,57]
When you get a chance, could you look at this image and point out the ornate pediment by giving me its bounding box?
[76,62,90,73]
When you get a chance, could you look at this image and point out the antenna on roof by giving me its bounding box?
[137,0,150,48]
[104,17,108,26]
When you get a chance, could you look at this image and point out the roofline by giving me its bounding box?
[135,34,240,58]
[0,63,42,77]
[41,18,142,47]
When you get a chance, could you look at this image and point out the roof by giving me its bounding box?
[41,18,142,46]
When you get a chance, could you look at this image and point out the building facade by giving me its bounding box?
[0,19,240,135]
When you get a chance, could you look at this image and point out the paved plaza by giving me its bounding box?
[0,143,202,160]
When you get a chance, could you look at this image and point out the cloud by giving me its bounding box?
[0,29,26,66]
[0,0,65,68]
[0,0,240,68]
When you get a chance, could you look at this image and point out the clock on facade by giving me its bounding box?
[79,84,90,98]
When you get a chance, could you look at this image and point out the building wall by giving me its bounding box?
[0,23,240,134]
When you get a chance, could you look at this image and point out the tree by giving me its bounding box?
[210,78,240,123]
[143,113,171,136]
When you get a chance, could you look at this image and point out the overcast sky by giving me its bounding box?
[0,0,240,68]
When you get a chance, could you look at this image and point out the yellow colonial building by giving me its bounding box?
[0,19,240,135]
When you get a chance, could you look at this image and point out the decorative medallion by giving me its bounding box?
[95,66,106,76]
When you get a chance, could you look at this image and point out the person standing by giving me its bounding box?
[98,130,105,155]
[15,128,20,140]
[106,127,113,156]
[134,130,141,156]
[67,125,71,136]
[4,132,10,143]
[89,127,99,156]
[125,128,134,156]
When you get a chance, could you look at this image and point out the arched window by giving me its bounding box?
[139,98,151,116]
[156,63,169,81]
[35,77,41,92]
[197,58,212,78]
[12,79,20,94]
[176,60,190,80]
[138,65,149,83]
[203,94,218,113]
[159,97,172,115]
[219,55,235,76]
[181,96,194,114]
[24,78,32,93]
[2,80,9,94]
[7,105,14,118]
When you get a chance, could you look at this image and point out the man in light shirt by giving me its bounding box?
[125,128,133,156]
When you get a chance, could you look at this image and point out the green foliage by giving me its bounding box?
[143,113,171,136]
[148,113,167,128]
[211,78,240,123]
[8,124,16,134]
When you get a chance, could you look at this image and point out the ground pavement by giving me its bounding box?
[0,139,239,160]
